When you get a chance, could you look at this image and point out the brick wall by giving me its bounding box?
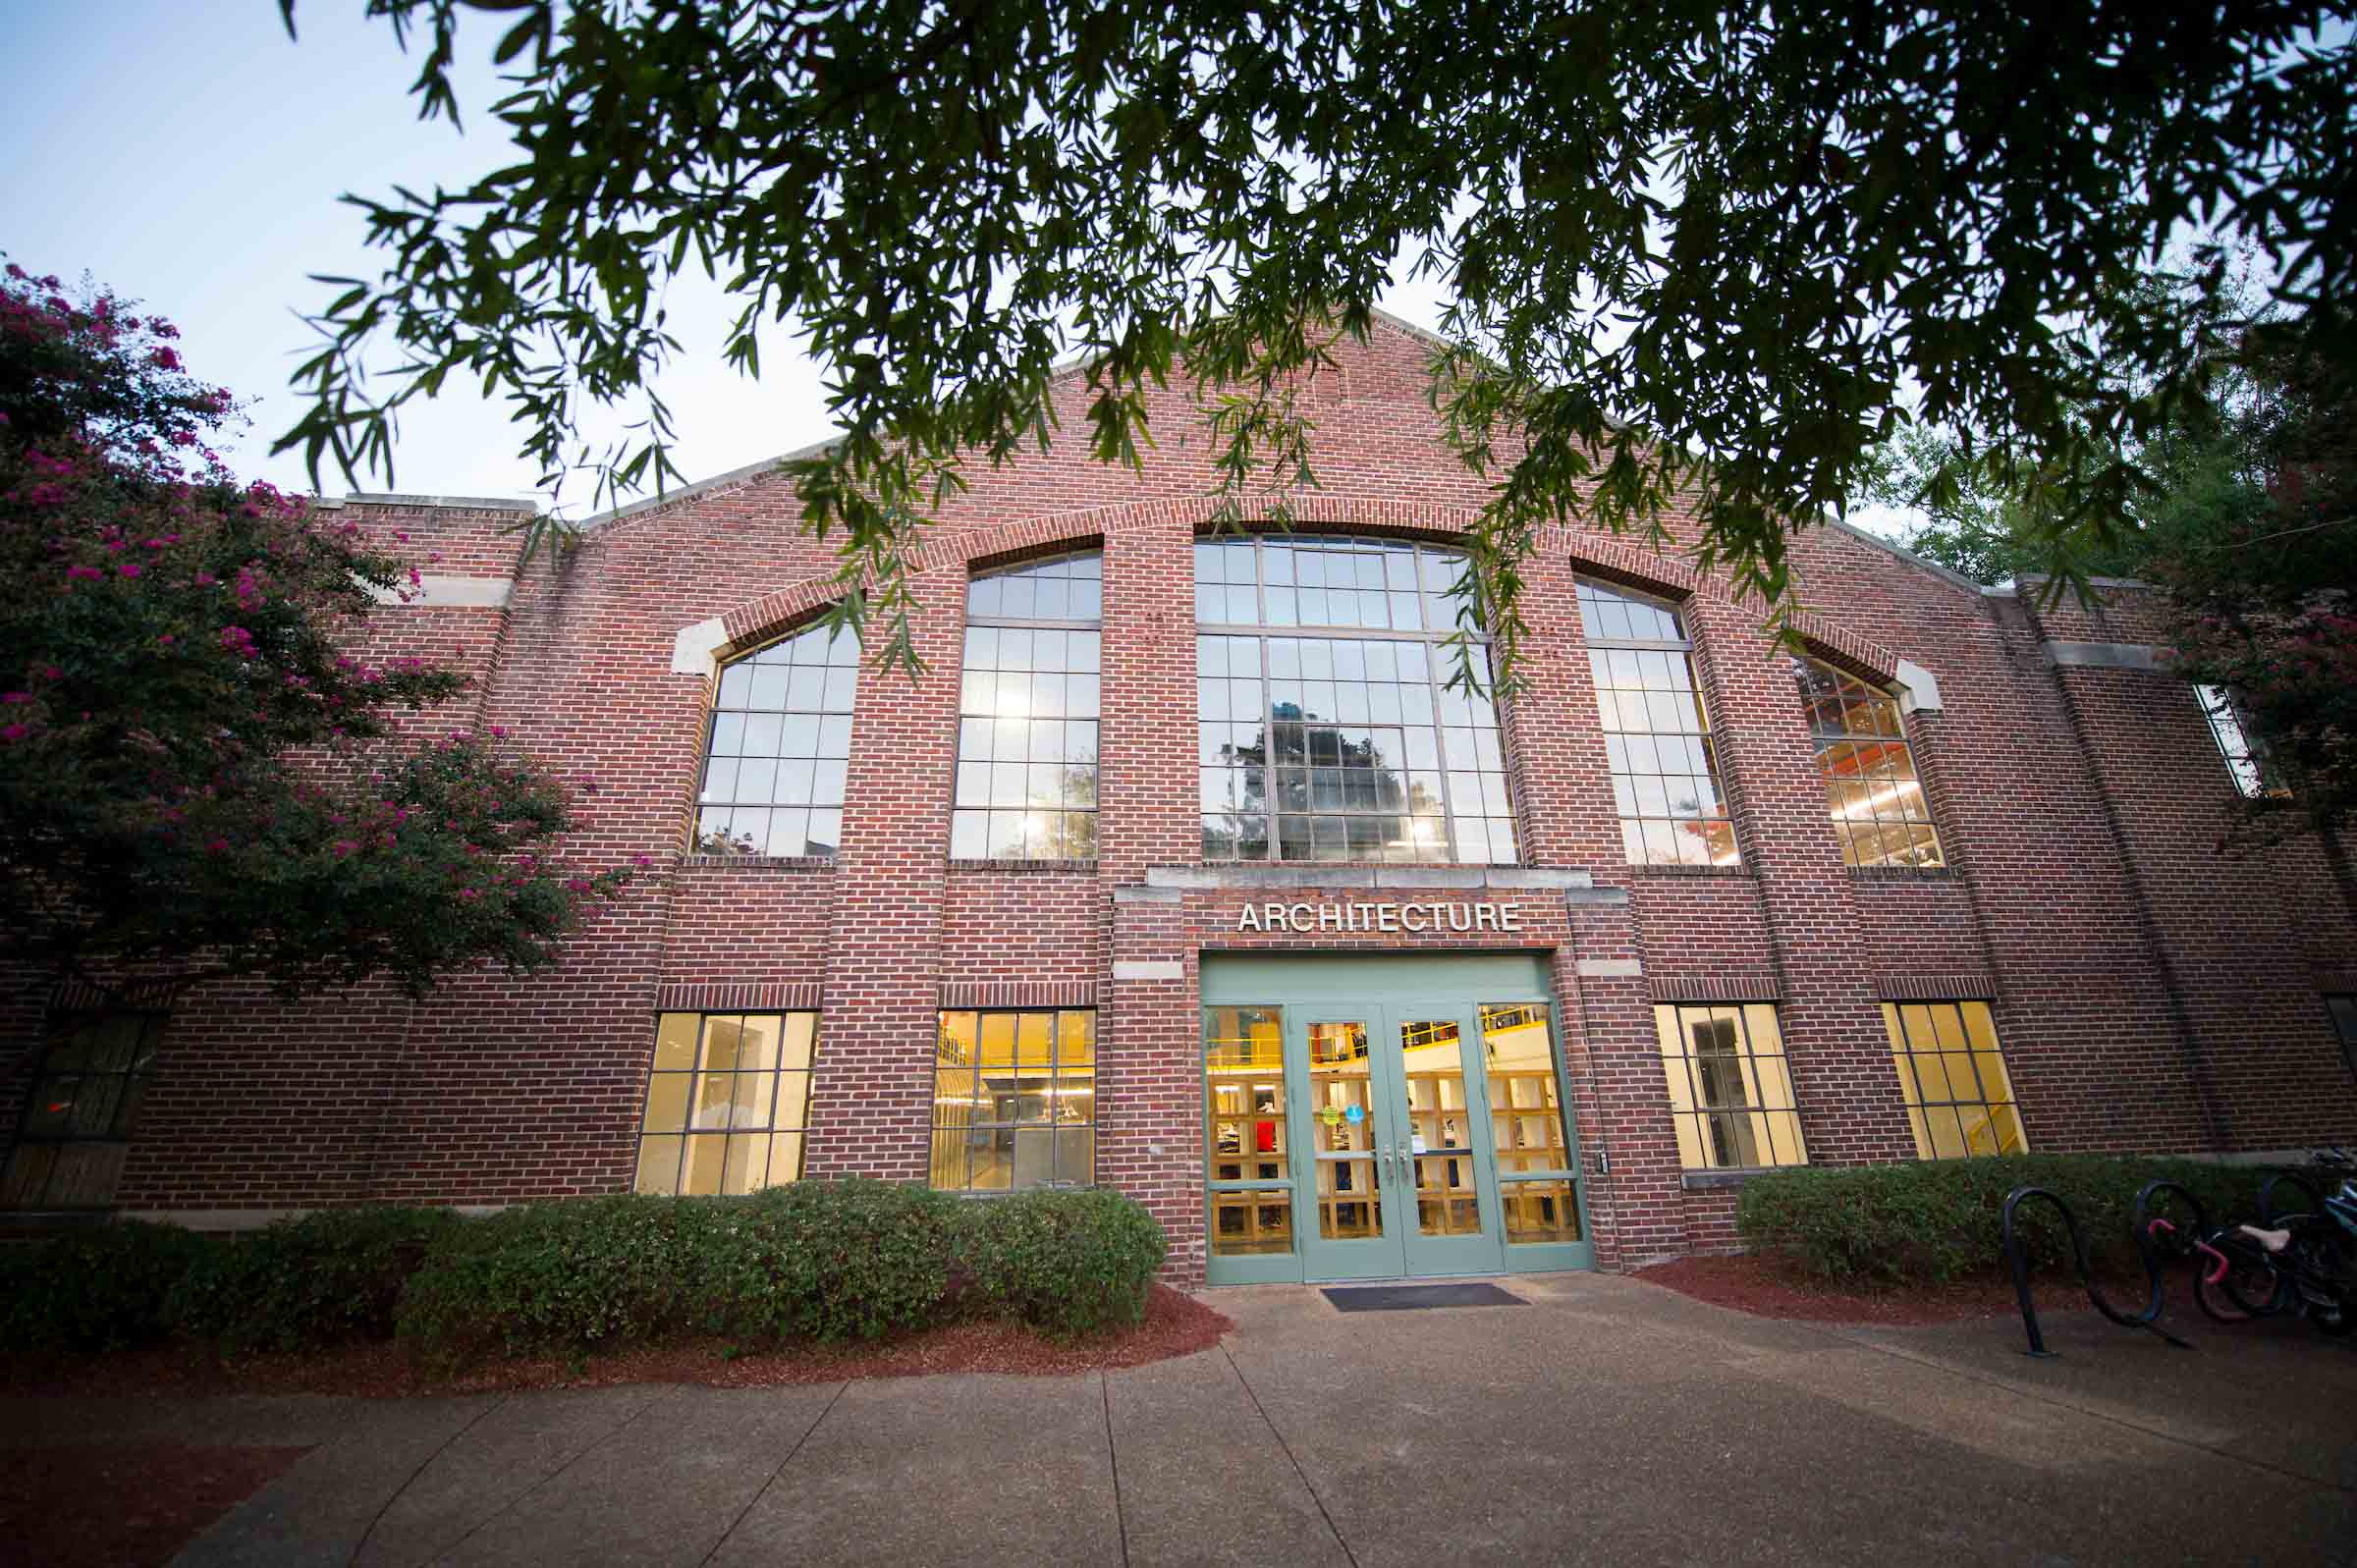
[13,319,2351,1280]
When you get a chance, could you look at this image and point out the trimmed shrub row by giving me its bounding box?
[1735,1155,2296,1287]
[1,1181,1167,1367]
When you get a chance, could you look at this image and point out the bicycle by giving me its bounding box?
[2186,1159,2357,1337]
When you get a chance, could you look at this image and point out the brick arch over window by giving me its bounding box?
[706,495,1908,685]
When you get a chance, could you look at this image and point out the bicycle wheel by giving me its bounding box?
[2203,1233,2287,1319]
[2289,1224,2355,1336]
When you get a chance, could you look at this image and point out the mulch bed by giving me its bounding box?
[1,1284,1233,1401]
[0,1442,311,1568]
[1634,1252,2204,1326]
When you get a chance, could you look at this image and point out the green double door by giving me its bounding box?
[1204,954,1592,1285]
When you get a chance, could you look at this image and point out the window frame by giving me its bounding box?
[1577,579,1740,868]
[1880,1000,2028,1161]
[930,1007,1098,1194]
[2194,682,2277,799]
[1797,657,1946,869]
[631,1010,821,1197]
[1194,533,1518,865]
[689,619,860,859]
[2,1010,167,1212]
[1651,1002,1807,1171]
[953,551,1104,862]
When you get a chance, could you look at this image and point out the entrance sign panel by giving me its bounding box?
[1202,954,1593,1284]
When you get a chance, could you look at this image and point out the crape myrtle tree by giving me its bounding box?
[0,261,636,1001]
[278,1,2355,694]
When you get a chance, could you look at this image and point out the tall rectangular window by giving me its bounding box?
[953,554,1102,859]
[2195,683,2272,798]
[1652,1004,1806,1169]
[1578,581,1737,866]
[633,1012,819,1195]
[1798,659,1945,868]
[1881,1001,2026,1159]
[2,1013,163,1210]
[696,622,857,857]
[931,1009,1096,1191]
[2324,995,2356,1085]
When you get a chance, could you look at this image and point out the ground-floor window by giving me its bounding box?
[1880,1001,2026,1159]
[1652,1003,1807,1170]
[1,1012,164,1210]
[930,1008,1096,1192]
[633,1011,819,1195]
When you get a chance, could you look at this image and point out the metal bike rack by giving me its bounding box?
[2000,1181,2204,1358]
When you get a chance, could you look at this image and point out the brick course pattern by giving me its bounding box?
[7,321,2353,1279]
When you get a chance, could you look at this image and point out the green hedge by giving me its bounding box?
[394,1181,1167,1367]
[0,1183,1168,1372]
[167,1206,459,1352]
[0,1220,210,1353]
[1735,1155,2289,1287]
[959,1188,1169,1337]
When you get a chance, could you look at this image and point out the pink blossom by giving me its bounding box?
[0,724,28,743]
[118,563,141,578]
[66,565,103,581]
[1,692,26,704]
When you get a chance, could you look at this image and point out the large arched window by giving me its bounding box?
[952,552,1103,859]
[693,620,858,857]
[1195,534,1516,864]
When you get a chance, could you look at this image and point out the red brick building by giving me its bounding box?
[8,316,2354,1283]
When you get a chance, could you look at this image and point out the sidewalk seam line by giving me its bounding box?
[343,1392,513,1568]
[1221,1342,1361,1568]
[1805,1323,2355,1496]
[1100,1372,1131,1568]
[409,1383,687,1567]
[697,1379,850,1567]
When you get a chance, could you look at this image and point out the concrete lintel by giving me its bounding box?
[671,615,730,676]
[2045,640,2163,672]
[1371,867,1488,890]
[1112,959,1187,981]
[1892,657,1944,716]
[1562,887,1633,907]
[1485,867,1597,890]
[366,574,514,610]
[345,491,542,514]
[1113,885,1185,904]
[1146,865,1378,890]
[1575,957,1644,979]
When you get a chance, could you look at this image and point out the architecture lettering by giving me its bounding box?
[1234,900,1524,935]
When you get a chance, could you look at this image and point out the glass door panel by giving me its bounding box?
[1205,1005,1298,1282]
[1480,1003,1586,1260]
[1396,1014,1505,1275]
[1300,1017,1406,1278]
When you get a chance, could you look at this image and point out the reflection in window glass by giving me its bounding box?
[0,1013,164,1210]
[953,553,1103,860]
[1881,1001,2027,1160]
[1798,659,1946,868]
[1578,582,1737,867]
[695,622,858,857]
[1206,1005,1292,1257]
[1652,1004,1806,1169]
[931,1009,1096,1191]
[633,1012,820,1196]
[1195,537,1513,864]
[2328,995,2357,1085]
[2195,683,2273,798]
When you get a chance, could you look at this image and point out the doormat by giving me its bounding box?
[1320,1282,1527,1312]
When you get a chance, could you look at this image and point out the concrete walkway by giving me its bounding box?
[5,1273,2352,1566]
